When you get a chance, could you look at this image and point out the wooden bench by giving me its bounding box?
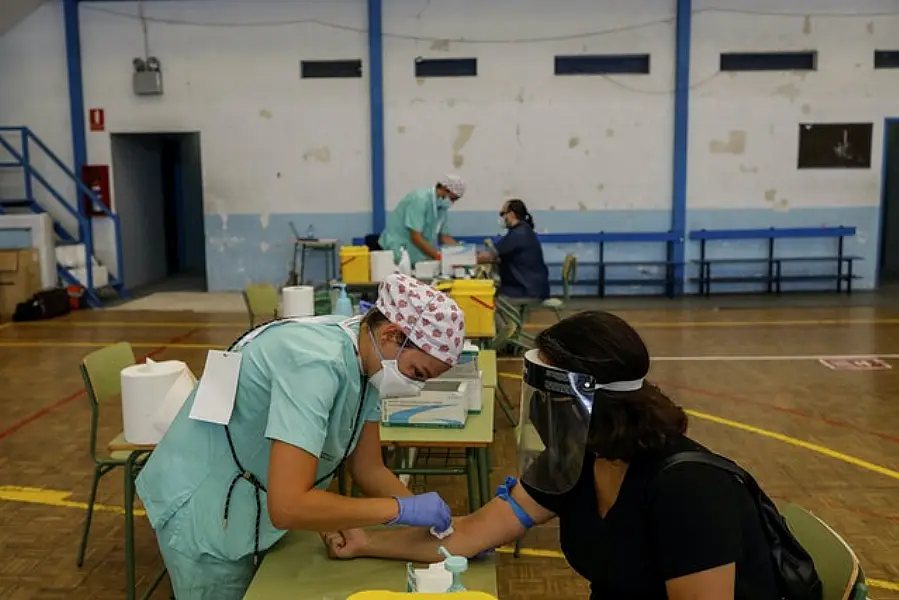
[689,227,861,296]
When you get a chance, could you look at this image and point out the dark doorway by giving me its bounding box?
[879,120,899,284]
[110,132,206,292]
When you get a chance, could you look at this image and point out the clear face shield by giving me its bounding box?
[517,349,597,495]
[517,349,646,495]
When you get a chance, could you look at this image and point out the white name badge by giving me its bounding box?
[189,350,243,425]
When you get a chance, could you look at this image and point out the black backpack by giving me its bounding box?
[12,288,71,322]
[656,451,823,600]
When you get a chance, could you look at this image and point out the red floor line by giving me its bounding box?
[0,327,202,442]
[662,381,899,445]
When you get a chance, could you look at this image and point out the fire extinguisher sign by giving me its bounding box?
[89,109,105,132]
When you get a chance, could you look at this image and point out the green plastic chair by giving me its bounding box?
[780,503,869,600]
[540,253,576,322]
[243,283,281,327]
[77,342,163,600]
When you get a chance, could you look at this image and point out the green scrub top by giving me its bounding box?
[379,186,450,265]
[135,316,380,562]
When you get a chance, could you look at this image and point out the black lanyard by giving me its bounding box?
[221,320,368,566]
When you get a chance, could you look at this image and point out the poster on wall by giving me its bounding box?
[797,122,873,169]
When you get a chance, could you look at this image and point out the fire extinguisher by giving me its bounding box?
[90,181,102,211]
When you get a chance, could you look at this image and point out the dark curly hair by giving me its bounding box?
[534,311,687,462]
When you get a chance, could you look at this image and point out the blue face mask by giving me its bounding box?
[438,197,454,211]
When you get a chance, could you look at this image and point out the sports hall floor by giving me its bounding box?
[1,291,898,599]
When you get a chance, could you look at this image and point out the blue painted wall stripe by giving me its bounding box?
[671,0,692,294]
[367,0,386,234]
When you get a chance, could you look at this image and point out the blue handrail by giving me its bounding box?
[25,129,111,217]
[0,126,126,296]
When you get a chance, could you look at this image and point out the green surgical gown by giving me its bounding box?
[378,186,450,265]
[135,316,380,599]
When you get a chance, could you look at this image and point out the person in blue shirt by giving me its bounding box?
[477,199,550,300]
[135,274,467,599]
[378,175,466,265]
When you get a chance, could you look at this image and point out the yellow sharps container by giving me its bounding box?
[450,280,496,338]
[340,245,371,283]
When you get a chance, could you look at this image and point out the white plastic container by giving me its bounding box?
[415,260,440,280]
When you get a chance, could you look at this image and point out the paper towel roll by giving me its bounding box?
[370,250,397,282]
[121,360,196,445]
[282,285,315,317]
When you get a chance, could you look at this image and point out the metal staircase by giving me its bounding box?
[0,126,126,307]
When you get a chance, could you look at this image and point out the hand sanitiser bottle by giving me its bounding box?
[333,284,353,317]
[438,546,468,592]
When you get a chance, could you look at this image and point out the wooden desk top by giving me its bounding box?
[107,432,156,453]
[243,530,497,600]
[478,350,496,389]
[379,388,494,448]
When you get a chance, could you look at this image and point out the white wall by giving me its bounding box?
[4,1,899,290]
[79,0,371,219]
[689,0,899,215]
[0,1,79,239]
[382,0,676,215]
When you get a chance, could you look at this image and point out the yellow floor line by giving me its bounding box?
[7,317,899,331]
[0,341,221,350]
[684,409,899,481]
[0,485,146,516]
[11,320,244,329]
[496,372,899,481]
[0,487,896,591]
[521,318,899,330]
[496,546,899,591]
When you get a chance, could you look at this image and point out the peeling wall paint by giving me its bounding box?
[1,0,894,292]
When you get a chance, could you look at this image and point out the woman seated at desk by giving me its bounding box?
[477,199,549,301]
[325,311,784,600]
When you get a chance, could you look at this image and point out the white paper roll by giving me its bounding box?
[281,285,315,317]
[121,360,196,445]
[370,250,398,282]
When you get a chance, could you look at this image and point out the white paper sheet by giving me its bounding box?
[189,350,243,425]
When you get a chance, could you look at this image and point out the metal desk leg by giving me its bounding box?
[300,245,308,284]
[465,449,478,513]
[476,448,490,508]
[124,453,139,600]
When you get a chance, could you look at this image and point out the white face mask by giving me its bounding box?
[368,329,426,398]
[498,216,507,228]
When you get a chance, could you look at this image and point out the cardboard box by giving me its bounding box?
[0,249,42,320]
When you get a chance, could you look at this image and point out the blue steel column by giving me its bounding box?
[671,0,692,294]
[64,0,87,204]
[368,0,386,233]
[64,0,93,294]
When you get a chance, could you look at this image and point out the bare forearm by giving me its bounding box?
[273,490,398,532]
[362,500,525,562]
[410,231,440,260]
[353,466,413,499]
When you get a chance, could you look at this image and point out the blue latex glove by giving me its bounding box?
[388,492,452,531]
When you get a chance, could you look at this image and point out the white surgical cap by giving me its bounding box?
[439,174,466,199]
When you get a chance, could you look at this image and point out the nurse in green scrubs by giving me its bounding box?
[378,174,466,265]
[136,274,467,599]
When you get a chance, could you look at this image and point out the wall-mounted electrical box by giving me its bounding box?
[133,57,163,96]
